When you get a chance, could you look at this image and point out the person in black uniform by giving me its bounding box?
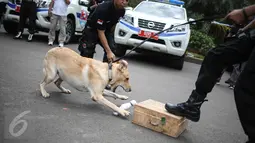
[14,0,37,42]
[165,5,255,143]
[78,0,127,63]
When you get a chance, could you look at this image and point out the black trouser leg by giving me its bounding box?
[165,36,255,122]
[28,2,36,34]
[17,2,28,33]
[78,28,97,58]
[195,37,254,97]
[234,48,255,142]
[78,38,96,58]
[0,2,6,22]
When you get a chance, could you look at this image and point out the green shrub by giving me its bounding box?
[128,0,142,8]
[188,29,216,56]
[208,23,231,44]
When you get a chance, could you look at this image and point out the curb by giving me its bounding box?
[184,56,203,65]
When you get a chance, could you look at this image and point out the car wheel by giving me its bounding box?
[170,55,185,70]
[65,17,75,44]
[114,44,127,57]
[3,21,18,34]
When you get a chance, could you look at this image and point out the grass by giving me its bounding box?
[186,51,205,60]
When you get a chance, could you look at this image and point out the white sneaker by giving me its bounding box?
[48,41,53,46]
[59,43,64,47]
[28,34,33,41]
[14,32,22,39]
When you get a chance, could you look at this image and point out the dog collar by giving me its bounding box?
[105,62,113,90]
[108,62,112,81]
[108,62,112,82]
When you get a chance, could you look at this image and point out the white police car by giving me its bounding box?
[3,0,90,43]
[114,0,192,70]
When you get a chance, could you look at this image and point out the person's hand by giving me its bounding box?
[237,28,244,35]
[224,9,246,25]
[107,51,115,63]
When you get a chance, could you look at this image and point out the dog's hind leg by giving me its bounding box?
[40,61,57,98]
[54,78,71,94]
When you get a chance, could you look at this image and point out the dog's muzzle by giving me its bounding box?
[125,88,132,92]
[105,84,111,91]
[113,85,131,93]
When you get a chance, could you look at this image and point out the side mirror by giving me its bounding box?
[79,0,89,6]
[188,18,196,25]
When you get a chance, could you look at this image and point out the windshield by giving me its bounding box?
[134,1,185,20]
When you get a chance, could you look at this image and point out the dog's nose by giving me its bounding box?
[128,88,132,92]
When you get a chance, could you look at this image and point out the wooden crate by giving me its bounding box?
[132,99,188,138]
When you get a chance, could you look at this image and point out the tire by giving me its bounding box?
[64,17,75,44]
[170,55,185,70]
[114,44,127,57]
[3,21,18,34]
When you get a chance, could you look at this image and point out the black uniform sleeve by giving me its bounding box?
[94,7,108,30]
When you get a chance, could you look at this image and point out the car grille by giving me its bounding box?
[10,10,19,15]
[131,34,165,45]
[138,19,166,31]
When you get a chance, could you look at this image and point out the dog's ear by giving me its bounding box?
[118,60,128,71]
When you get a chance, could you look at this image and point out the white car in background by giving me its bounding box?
[114,0,192,70]
[3,0,90,43]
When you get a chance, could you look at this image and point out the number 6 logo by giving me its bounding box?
[9,110,31,137]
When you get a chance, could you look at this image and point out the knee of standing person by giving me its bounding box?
[79,40,95,54]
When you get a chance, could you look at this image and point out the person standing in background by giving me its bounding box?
[47,0,71,47]
[0,0,8,28]
[13,0,37,42]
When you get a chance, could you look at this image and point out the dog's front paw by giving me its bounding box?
[63,89,71,94]
[42,93,50,98]
[119,109,130,117]
[118,95,129,100]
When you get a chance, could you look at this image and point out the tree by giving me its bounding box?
[183,0,252,17]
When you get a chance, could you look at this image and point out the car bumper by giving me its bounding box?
[114,20,190,57]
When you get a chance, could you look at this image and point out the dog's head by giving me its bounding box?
[110,60,131,92]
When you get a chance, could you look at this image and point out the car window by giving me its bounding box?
[134,1,185,20]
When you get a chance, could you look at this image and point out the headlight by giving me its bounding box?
[37,0,50,8]
[166,24,186,32]
[123,14,133,25]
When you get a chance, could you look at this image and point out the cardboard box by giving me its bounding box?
[132,99,188,138]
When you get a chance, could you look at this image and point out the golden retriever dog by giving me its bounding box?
[39,47,132,117]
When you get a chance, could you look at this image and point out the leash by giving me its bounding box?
[113,15,226,63]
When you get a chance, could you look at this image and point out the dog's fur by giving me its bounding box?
[39,47,132,116]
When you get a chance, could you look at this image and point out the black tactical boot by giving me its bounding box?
[165,90,208,122]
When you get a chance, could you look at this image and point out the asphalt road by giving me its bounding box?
[0,27,248,143]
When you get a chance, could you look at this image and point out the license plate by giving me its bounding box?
[15,6,20,12]
[138,30,159,40]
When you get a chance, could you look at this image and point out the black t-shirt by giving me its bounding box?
[87,1,125,32]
